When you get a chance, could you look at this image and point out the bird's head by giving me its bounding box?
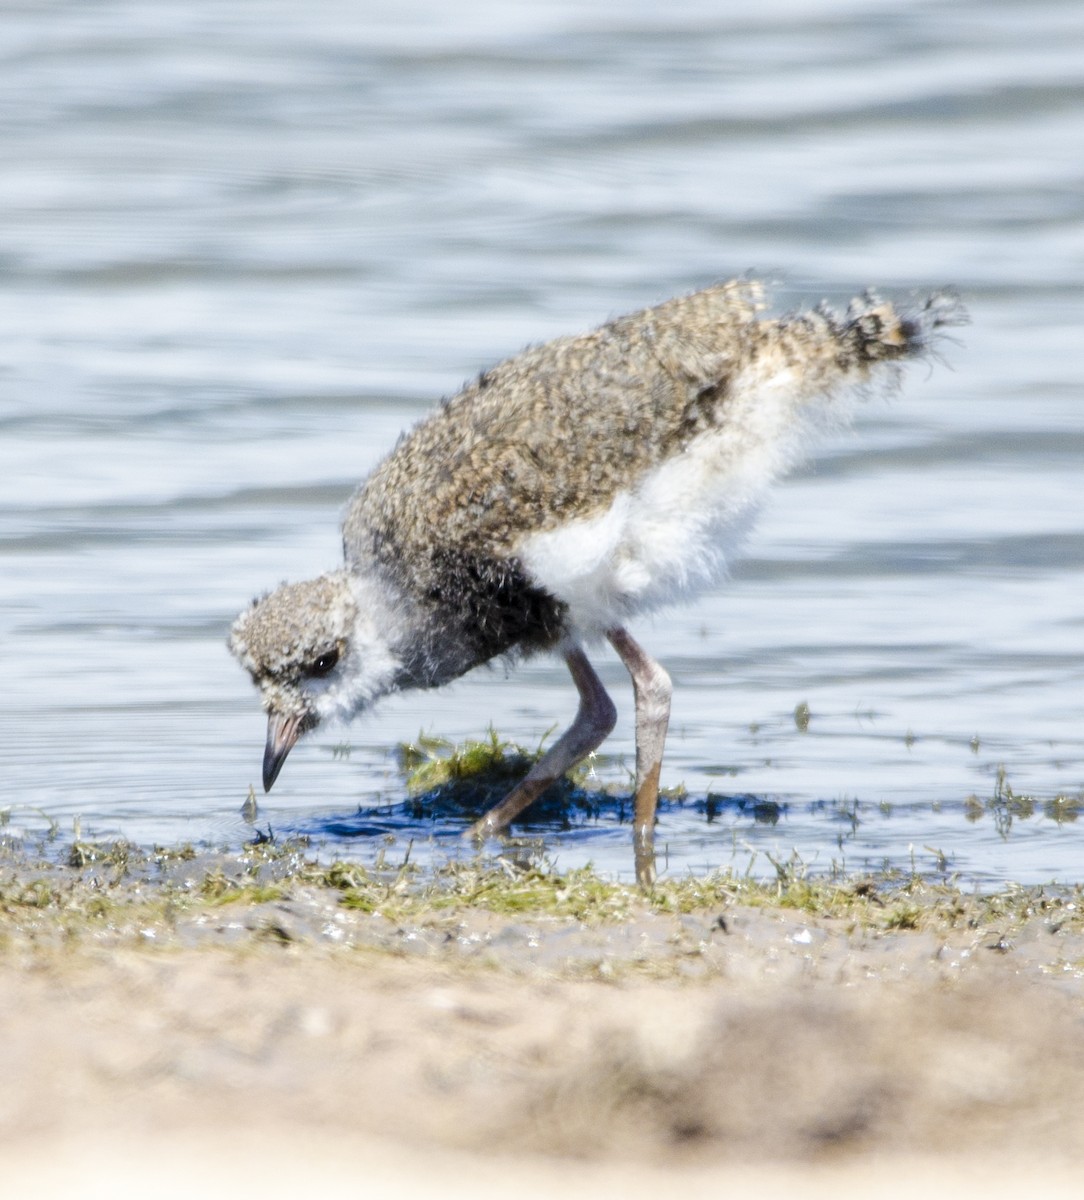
[228,570,400,791]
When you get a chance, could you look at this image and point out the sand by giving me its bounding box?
[2,847,1084,1198]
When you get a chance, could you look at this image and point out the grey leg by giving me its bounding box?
[466,646,617,841]
[607,626,672,888]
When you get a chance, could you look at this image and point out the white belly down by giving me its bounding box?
[516,370,847,638]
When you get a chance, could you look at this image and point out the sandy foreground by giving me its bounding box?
[3,846,1084,1198]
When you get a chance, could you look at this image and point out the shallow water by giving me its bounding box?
[2,0,1082,886]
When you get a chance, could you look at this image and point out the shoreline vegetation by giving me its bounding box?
[6,833,1084,950]
[3,736,1084,1194]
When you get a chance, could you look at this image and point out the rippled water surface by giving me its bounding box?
[2,0,1082,885]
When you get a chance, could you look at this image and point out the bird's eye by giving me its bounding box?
[309,648,340,677]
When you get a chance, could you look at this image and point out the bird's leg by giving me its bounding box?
[465,646,617,842]
[606,626,672,888]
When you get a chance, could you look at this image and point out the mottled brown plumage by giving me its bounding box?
[229,279,966,884]
[347,281,922,590]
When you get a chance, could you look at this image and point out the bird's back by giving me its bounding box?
[346,282,757,559]
[342,280,960,670]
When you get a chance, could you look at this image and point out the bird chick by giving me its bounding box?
[229,280,966,885]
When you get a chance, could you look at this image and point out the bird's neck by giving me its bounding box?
[346,566,477,698]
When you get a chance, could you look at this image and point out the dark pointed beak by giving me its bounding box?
[263,711,304,792]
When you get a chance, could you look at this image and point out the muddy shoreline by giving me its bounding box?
[3,841,1084,1196]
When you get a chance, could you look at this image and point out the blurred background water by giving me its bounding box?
[1,0,1082,886]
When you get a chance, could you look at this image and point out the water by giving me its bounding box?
[2,0,1082,887]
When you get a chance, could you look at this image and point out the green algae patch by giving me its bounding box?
[199,873,285,906]
[314,853,1084,941]
[398,728,539,796]
[395,727,624,815]
[336,863,639,923]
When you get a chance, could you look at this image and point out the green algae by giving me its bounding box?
[398,724,624,801]
[397,728,537,795]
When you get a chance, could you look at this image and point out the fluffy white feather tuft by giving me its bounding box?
[518,366,855,636]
